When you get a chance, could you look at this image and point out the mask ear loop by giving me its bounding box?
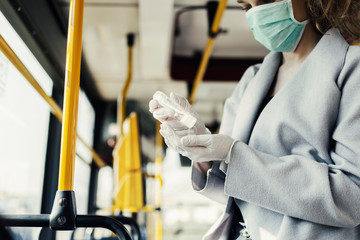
[288,0,310,25]
[286,0,310,52]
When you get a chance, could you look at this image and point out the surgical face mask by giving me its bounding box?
[245,0,309,52]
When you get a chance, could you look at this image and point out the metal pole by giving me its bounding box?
[188,0,228,104]
[118,33,135,135]
[58,0,84,191]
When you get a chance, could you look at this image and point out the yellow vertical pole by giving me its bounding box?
[155,121,163,240]
[155,121,163,206]
[113,33,135,212]
[118,33,134,136]
[188,0,228,104]
[58,0,84,191]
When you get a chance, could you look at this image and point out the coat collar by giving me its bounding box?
[231,29,349,143]
[231,51,281,142]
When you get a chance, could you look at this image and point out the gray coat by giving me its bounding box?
[191,29,360,240]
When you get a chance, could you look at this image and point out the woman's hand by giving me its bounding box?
[149,92,210,136]
[159,123,235,163]
[180,134,235,162]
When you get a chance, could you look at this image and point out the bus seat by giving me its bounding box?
[113,112,144,212]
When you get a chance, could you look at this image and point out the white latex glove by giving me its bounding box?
[149,92,210,136]
[180,134,235,162]
[160,123,235,162]
[159,124,187,155]
[149,98,176,122]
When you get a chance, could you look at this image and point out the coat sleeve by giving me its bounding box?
[191,64,261,205]
[224,46,360,228]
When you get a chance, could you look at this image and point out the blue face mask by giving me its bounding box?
[245,0,309,52]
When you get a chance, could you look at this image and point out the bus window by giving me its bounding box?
[96,166,113,211]
[0,10,53,239]
[74,90,95,214]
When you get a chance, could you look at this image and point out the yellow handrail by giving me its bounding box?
[77,136,105,167]
[58,0,84,190]
[188,0,228,104]
[0,35,63,121]
[154,121,163,240]
[113,112,144,212]
[0,34,105,169]
[118,33,134,136]
[112,33,142,212]
[155,120,163,198]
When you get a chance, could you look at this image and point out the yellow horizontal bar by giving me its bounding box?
[189,0,228,104]
[0,33,105,168]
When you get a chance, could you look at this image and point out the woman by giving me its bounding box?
[150,0,360,239]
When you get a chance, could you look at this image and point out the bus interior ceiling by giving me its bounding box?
[0,0,269,239]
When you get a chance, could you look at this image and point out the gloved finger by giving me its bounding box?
[174,128,196,137]
[170,92,190,110]
[163,136,176,150]
[163,137,187,155]
[159,125,170,138]
[160,122,194,138]
[149,99,161,113]
[166,119,188,131]
[153,108,177,122]
[181,134,212,147]
[159,124,180,142]
[160,125,187,154]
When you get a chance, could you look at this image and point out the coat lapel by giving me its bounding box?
[232,52,282,143]
[231,29,349,144]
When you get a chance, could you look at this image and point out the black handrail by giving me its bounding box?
[70,215,142,240]
[77,215,132,240]
[0,214,49,227]
[111,215,142,240]
[0,214,132,240]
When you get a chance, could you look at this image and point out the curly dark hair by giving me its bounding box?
[307,0,360,43]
